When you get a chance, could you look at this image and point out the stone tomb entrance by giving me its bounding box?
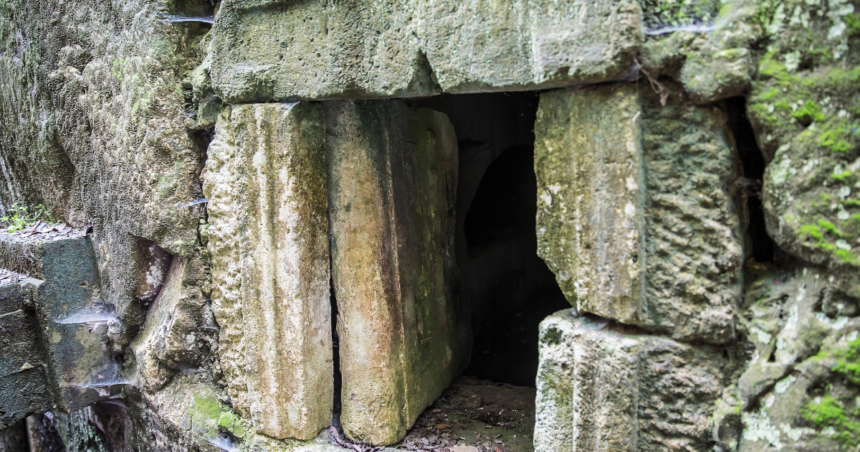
[408,93,570,388]
[387,93,570,451]
[322,94,568,450]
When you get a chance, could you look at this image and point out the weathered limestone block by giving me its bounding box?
[420,0,642,93]
[0,232,107,413]
[535,85,743,343]
[535,310,728,452]
[0,274,52,429]
[209,0,642,102]
[210,0,435,103]
[326,100,471,445]
[204,102,332,440]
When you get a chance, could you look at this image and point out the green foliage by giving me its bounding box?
[807,340,860,446]
[846,13,860,35]
[799,220,858,264]
[760,87,781,101]
[792,100,826,124]
[0,203,55,233]
[830,337,860,385]
[217,411,249,438]
[818,120,857,154]
[832,170,854,182]
[836,249,855,263]
[818,219,843,238]
[758,54,790,82]
[803,395,860,447]
[800,224,824,240]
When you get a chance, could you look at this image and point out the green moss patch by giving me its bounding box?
[804,395,860,447]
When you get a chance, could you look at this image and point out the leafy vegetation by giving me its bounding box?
[0,203,56,233]
[803,395,860,447]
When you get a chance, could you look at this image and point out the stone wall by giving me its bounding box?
[0,0,859,450]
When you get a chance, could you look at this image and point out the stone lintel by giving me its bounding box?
[210,0,642,102]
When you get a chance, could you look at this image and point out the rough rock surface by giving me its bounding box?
[0,0,212,356]
[130,253,217,393]
[0,234,107,413]
[0,277,51,429]
[326,100,471,445]
[639,0,759,105]
[722,265,860,451]
[204,102,332,440]
[209,0,642,102]
[535,310,730,451]
[746,0,860,286]
[534,84,744,344]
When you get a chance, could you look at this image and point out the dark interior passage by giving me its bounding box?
[408,93,569,387]
[724,97,775,263]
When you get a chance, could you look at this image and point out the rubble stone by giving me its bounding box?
[0,278,51,429]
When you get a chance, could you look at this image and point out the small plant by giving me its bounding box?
[0,203,55,233]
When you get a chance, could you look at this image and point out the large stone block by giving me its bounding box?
[0,274,52,429]
[210,0,434,103]
[534,85,743,343]
[209,0,641,102]
[535,310,728,451]
[326,100,471,446]
[204,102,332,440]
[0,233,108,413]
[420,0,642,94]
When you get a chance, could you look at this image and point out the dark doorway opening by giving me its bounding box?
[408,93,569,388]
[723,97,776,264]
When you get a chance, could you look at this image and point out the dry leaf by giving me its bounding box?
[435,424,449,430]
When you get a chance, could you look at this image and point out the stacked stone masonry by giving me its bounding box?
[0,0,859,450]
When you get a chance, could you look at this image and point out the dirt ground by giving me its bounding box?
[395,376,536,452]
